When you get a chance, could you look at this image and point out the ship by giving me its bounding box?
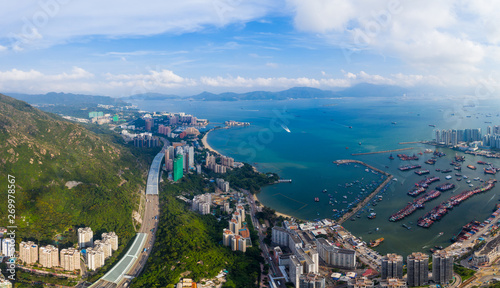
[425,159,436,165]
[415,169,430,175]
[369,238,384,247]
[436,183,455,192]
[478,161,487,165]
[455,154,465,162]
[314,197,319,202]
[368,212,377,219]
[389,154,394,160]
[485,167,497,175]
[417,179,497,228]
[429,124,436,127]
[402,224,411,230]
[322,189,328,193]
[467,165,477,170]
[399,164,422,171]
[397,154,419,161]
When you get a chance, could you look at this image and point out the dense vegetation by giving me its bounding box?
[206,163,278,193]
[0,94,153,244]
[132,175,263,287]
[454,264,476,281]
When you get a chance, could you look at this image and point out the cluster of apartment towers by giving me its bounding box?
[435,125,500,148]
[270,225,454,288]
[17,227,118,272]
[222,205,252,253]
[377,252,454,287]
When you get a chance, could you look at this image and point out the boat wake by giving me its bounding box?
[281,124,291,133]
[487,194,496,205]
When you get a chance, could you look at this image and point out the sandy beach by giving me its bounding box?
[201,128,222,155]
[253,194,296,220]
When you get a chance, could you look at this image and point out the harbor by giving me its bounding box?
[333,160,393,224]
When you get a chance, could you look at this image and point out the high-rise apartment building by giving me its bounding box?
[102,232,119,251]
[407,252,429,287]
[381,254,403,279]
[19,241,38,265]
[78,227,93,249]
[432,250,453,284]
[87,246,105,271]
[60,248,81,271]
[39,245,59,268]
[173,155,184,181]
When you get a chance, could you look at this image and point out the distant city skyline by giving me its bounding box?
[1,1,500,96]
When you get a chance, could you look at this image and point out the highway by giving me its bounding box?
[242,189,286,288]
[89,149,164,288]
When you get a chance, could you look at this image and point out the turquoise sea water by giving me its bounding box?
[133,97,500,257]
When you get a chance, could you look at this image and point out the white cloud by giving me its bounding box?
[287,0,500,74]
[0,45,7,52]
[0,0,282,50]
[1,67,497,97]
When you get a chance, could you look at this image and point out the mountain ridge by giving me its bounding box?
[0,93,152,244]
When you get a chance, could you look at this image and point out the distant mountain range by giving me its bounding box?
[6,83,474,105]
[124,84,410,101]
[7,92,129,106]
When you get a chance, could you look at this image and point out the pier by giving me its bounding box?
[333,160,393,224]
[351,147,414,156]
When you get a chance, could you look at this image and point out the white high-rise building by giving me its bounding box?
[60,248,81,271]
[223,229,234,247]
[87,246,105,271]
[94,240,112,260]
[78,227,93,249]
[229,218,241,234]
[39,245,59,268]
[102,232,119,251]
[2,238,15,257]
[188,146,194,167]
[19,241,38,265]
[236,205,245,222]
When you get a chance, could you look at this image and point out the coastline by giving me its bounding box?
[202,128,297,220]
[201,128,223,155]
[252,194,296,220]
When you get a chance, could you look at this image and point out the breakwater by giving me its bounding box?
[334,160,393,224]
[351,147,414,156]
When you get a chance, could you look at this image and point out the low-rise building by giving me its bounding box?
[316,238,356,269]
[379,278,407,288]
[299,273,325,288]
[348,277,374,288]
[473,234,500,266]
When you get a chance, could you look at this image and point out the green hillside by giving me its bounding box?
[0,94,154,245]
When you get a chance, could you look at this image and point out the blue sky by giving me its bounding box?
[1,0,500,97]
